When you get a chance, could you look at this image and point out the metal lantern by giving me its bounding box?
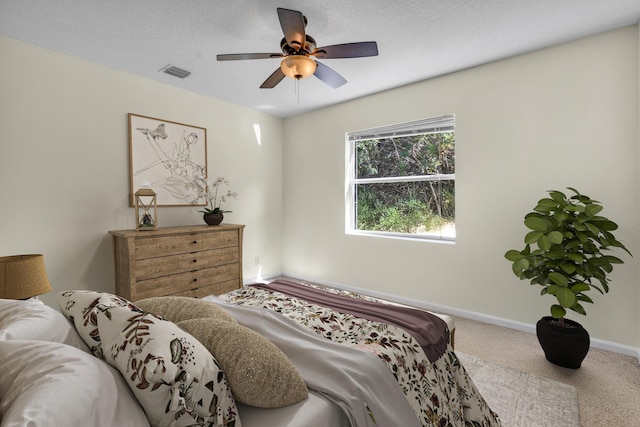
[134,188,158,231]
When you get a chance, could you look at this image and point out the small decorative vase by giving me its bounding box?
[203,213,223,226]
[536,316,590,369]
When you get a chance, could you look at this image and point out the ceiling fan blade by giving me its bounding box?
[217,53,283,61]
[312,41,379,59]
[313,61,347,89]
[277,8,306,51]
[260,67,286,89]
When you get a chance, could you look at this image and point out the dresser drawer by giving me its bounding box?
[135,263,240,300]
[134,230,239,260]
[135,247,239,281]
[172,280,240,298]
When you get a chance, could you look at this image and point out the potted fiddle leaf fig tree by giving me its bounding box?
[505,187,631,368]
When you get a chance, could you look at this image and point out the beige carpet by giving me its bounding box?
[453,316,640,427]
[458,351,579,426]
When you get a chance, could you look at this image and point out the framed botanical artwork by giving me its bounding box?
[128,113,207,206]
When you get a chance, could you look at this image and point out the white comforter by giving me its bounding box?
[204,296,422,427]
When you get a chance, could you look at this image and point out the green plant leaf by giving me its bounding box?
[570,303,586,315]
[548,272,568,286]
[565,239,581,250]
[566,253,584,264]
[535,198,559,212]
[546,246,565,259]
[573,223,587,231]
[553,211,569,222]
[597,220,619,231]
[585,222,600,236]
[545,284,561,295]
[537,234,551,250]
[559,263,576,274]
[512,258,530,276]
[524,216,551,232]
[570,283,590,293]
[547,231,563,244]
[504,250,524,261]
[524,231,544,244]
[585,203,603,217]
[556,287,577,308]
[566,187,580,195]
[577,294,594,304]
[589,282,607,295]
[550,304,566,319]
[548,190,566,204]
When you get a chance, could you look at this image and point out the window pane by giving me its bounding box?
[355,180,455,236]
[355,132,455,179]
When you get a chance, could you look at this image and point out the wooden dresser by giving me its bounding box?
[108,224,244,301]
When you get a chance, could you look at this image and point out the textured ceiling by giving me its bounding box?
[1,1,639,118]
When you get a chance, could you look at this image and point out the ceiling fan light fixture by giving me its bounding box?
[280,55,316,80]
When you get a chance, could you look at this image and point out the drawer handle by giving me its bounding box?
[192,278,198,282]
[192,259,197,263]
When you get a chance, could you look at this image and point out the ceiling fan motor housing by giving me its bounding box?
[280,35,316,55]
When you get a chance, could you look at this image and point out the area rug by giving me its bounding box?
[456,352,580,427]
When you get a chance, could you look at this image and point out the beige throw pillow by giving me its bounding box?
[135,296,236,324]
[178,318,308,408]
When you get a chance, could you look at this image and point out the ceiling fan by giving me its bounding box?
[216,7,378,89]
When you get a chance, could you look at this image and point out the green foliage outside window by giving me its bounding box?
[354,132,455,236]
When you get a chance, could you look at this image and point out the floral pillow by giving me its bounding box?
[56,290,135,358]
[96,304,240,427]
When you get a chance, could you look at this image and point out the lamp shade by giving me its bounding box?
[0,254,52,299]
[280,55,317,80]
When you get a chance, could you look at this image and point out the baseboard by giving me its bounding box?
[272,274,640,362]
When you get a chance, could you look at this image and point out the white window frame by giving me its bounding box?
[345,115,455,242]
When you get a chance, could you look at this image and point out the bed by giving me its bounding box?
[0,279,501,426]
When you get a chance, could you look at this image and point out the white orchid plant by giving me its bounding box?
[191,177,238,214]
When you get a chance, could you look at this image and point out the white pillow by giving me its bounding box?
[0,340,150,427]
[56,290,135,358]
[0,298,88,351]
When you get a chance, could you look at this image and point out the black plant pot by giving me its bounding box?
[203,213,223,226]
[536,316,590,369]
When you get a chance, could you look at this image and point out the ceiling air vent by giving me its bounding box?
[161,65,191,79]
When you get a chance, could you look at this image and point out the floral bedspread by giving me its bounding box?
[219,283,501,427]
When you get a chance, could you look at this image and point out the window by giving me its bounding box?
[346,115,455,241]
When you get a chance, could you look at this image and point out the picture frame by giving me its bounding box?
[128,113,207,206]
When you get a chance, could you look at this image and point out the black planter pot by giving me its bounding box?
[536,316,590,369]
[203,213,223,226]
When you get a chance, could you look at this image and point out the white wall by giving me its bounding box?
[0,36,284,308]
[282,25,640,348]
